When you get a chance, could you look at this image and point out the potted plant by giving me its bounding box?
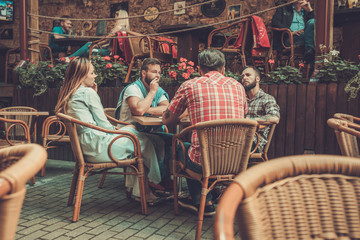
[16,55,129,96]
[314,45,360,83]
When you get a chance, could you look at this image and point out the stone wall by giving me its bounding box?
[36,0,278,45]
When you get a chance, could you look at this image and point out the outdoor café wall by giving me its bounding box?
[37,0,280,45]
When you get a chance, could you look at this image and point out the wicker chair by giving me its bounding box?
[0,144,47,240]
[172,118,258,240]
[207,18,250,73]
[214,154,360,240]
[249,123,277,162]
[56,113,148,222]
[0,106,38,143]
[327,118,360,157]
[334,113,360,124]
[41,116,70,176]
[0,113,36,184]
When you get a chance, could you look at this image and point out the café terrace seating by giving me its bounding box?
[0,144,47,240]
[249,122,277,162]
[327,118,360,157]
[41,115,70,176]
[214,154,360,240]
[56,112,148,222]
[88,30,177,83]
[172,118,258,240]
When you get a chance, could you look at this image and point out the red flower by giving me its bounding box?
[182,72,190,80]
[268,59,275,64]
[113,55,120,59]
[299,63,304,67]
[358,54,360,60]
[32,61,36,64]
[180,57,187,62]
[48,64,54,68]
[178,62,186,70]
[106,63,112,69]
[60,57,65,61]
[26,58,29,61]
[169,71,177,78]
[187,66,194,75]
[103,56,111,61]
[188,61,194,66]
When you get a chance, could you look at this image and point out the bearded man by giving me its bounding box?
[241,66,280,152]
[115,58,169,124]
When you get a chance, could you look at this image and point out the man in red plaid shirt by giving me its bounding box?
[162,49,248,215]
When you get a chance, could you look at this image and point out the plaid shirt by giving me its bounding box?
[246,89,280,151]
[168,71,248,164]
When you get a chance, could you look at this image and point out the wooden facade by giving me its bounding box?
[12,83,360,161]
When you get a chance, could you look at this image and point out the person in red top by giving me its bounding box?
[162,49,248,215]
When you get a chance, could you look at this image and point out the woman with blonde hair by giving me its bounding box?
[55,57,167,204]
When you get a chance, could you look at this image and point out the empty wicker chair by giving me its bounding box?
[249,123,277,162]
[41,116,70,176]
[56,112,148,222]
[327,118,360,157]
[0,144,47,240]
[172,119,258,240]
[334,113,360,124]
[214,154,360,240]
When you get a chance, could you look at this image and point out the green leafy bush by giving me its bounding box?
[16,56,129,96]
[263,66,303,84]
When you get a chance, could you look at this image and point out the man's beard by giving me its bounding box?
[243,81,256,92]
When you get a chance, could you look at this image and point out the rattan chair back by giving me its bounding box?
[172,118,258,240]
[196,119,258,177]
[0,144,47,240]
[327,118,360,157]
[249,123,277,162]
[0,106,37,140]
[334,113,360,124]
[56,113,148,221]
[214,154,360,240]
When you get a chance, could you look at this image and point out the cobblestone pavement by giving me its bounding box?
[15,159,230,240]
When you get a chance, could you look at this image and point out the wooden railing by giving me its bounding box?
[12,82,359,160]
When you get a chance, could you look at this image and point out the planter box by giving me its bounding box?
[12,83,360,160]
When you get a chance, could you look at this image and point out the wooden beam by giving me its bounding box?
[29,0,40,61]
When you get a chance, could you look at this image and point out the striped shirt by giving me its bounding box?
[168,71,248,164]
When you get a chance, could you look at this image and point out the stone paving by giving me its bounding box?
[15,159,238,240]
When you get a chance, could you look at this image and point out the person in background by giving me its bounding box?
[55,57,167,205]
[49,15,73,58]
[271,0,315,64]
[162,49,248,216]
[241,66,280,152]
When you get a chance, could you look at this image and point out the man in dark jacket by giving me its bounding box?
[271,0,315,63]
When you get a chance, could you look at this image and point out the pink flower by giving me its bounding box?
[113,55,120,59]
[180,57,187,62]
[182,72,190,80]
[103,56,111,61]
[32,61,36,64]
[188,61,194,66]
[268,59,275,64]
[106,63,112,69]
[169,71,177,78]
[26,58,29,61]
[179,62,186,70]
[60,57,65,61]
[48,64,54,68]
[299,63,304,67]
[187,66,194,75]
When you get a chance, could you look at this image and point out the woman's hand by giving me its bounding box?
[91,82,98,92]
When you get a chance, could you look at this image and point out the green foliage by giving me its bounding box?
[262,66,303,84]
[224,70,242,81]
[16,56,129,96]
[315,56,360,83]
[344,71,360,100]
[91,56,128,86]
[16,60,65,96]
